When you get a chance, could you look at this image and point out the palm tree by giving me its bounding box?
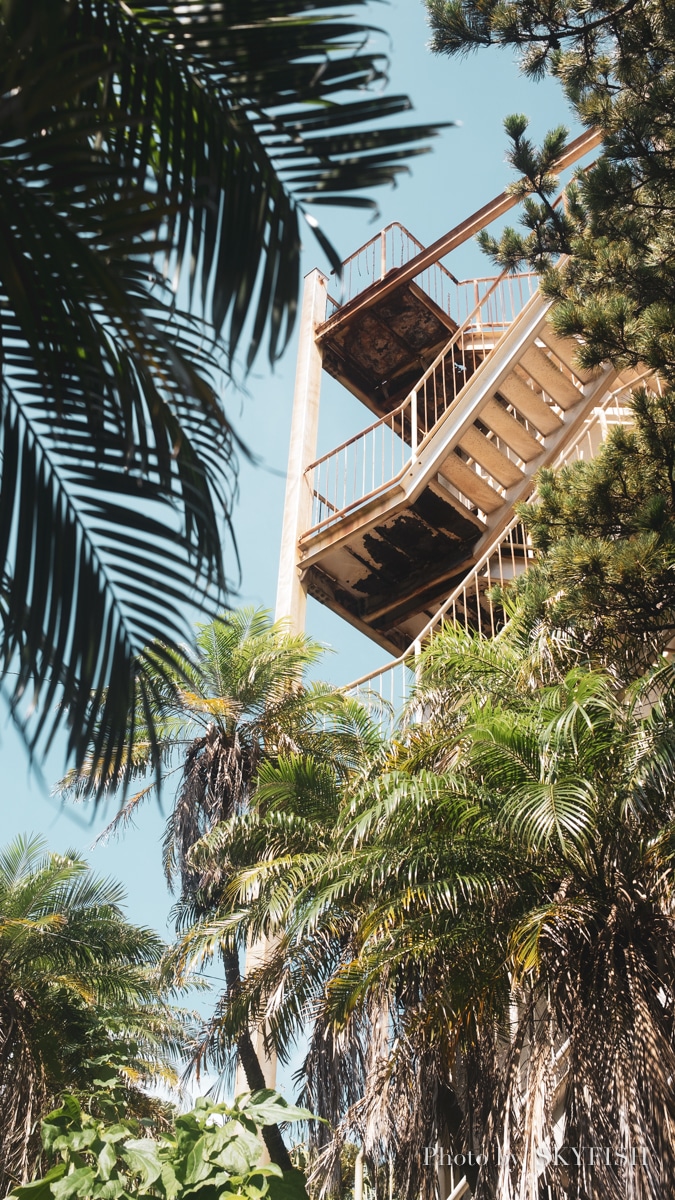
[0,0,442,785]
[455,664,675,1200]
[61,607,377,1167]
[0,833,186,1192]
[163,696,454,1199]
[166,628,675,1200]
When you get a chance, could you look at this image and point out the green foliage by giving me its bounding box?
[475,115,574,271]
[426,0,675,675]
[0,0,445,785]
[0,835,188,1193]
[59,605,373,814]
[59,608,380,1169]
[426,0,675,380]
[160,630,675,1199]
[8,1089,311,1200]
[502,386,675,674]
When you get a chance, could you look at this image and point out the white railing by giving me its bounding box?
[324,220,535,330]
[342,372,653,723]
[325,222,428,312]
[307,401,411,532]
[306,269,539,535]
[411,269,538,443]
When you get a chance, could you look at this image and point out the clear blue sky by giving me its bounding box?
[0,0,575,1092]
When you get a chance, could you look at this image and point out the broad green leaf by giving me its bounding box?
[206,1122,262,1167]
[238,1093,314,1127]
[101,1125,137,1145]
[122,1140,163,1188]
[90,1182,126,1200]
[52,1167,97,1200]
[211,1137,261,1176]
[57,1128,98,1152]
[182,1136,212,1186]
[160,1161,181,1200]
[9,1165,67,1200]
[97,1141,118,1182]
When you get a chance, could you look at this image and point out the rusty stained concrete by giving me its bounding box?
[304,483,487,651]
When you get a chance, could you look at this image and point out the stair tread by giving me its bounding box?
[459,426,524,488]
[520,345,582,410]
[438,453,504,514]
[481,398,543,461]
[538,326,597,383]
[497,373,563,437]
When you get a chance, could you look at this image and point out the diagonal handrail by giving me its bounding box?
[308,266,521,473]
[320,128,602,330]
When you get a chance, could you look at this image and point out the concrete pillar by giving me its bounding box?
[354,1149,365,1200]
[275,268,328,631]
[234,271,327,1110]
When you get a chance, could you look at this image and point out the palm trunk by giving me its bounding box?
[222,947,293,1172]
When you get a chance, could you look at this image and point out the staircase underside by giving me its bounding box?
[304,485,485,652]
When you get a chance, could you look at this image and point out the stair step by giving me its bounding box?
[497,372,563,436]
[459,426,524,488]
[538,327,597,383]
[481,399,543,461]
[438,453,504,513]
[520,345,582,409]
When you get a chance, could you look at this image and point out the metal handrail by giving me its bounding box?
[335,220,459,283]
[336,221,423,274]
[323,129,601,323]
[306,395,411,472]
[325,221,503,320]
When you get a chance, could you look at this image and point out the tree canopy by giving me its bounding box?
[425,0,675,673]
[0,835,186,1191]
[162,629,675,1200]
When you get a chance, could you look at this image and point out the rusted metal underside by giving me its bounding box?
[302,281,609,652]
[303,484,489,652]
[318,280,459,418]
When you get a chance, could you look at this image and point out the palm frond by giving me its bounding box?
[0,0,447,780]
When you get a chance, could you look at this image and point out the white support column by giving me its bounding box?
[275,268,328,631]
[354,1149,365,1200]
[235,271,327,1109]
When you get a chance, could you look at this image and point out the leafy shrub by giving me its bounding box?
[9,1089,311,1200]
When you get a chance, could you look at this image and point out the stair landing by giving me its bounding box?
[319,279,462,418]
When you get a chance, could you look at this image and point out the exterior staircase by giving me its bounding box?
[301,269,618,654]
[277,128,653,676]
[276,152,659,1200]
